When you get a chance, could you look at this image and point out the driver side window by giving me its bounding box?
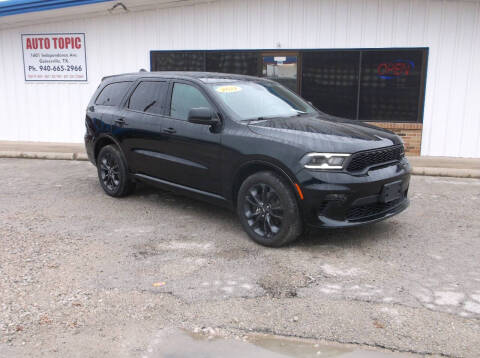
[170,83,211,120]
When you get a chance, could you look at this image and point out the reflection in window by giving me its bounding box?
[206,52,258,75]
[170,83,211,120]
[128,81,168,114]
[262,56,298,93]
[95,81,132,106]
[359,50,424,122]
[302,51,359,119]
[151,52,204,71]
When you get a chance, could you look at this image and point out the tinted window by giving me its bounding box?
[170,83,211,120]
[128,81,168,114]
[302,51,359,119]
[151,52,204,71]
[206,52,258,75]
[95,81,132,106]
[358,50,424,122]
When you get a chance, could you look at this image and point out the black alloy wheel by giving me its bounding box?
[97,145,135,197]
[100,151,120,192]
[237,171,302,247]
[244,183,283,238]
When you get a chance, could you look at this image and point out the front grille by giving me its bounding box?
[346,198,403,221]
[347,145,404,172]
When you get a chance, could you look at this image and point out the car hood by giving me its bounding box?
[246,113,402,153]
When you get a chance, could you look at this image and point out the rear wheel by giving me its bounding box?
[97,145,135,197]
[237,171,302,247]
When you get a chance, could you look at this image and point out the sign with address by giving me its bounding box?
[22,33,87,82]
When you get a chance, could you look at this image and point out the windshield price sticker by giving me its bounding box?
[22,33,87,82]
[215,85,242,93]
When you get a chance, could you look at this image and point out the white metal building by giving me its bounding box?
[0,0,479,158]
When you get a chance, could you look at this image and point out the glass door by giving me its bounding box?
[262,53,299,93]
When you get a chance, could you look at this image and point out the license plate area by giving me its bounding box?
[380,180,403,203]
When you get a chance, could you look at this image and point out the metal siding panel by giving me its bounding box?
[458,2,480,157]
[420,0,443,156]
[391,0,411,46]
[319,0,337,48]
[362,0,380,47]
[346,0,364,47]
[445,2,476,156]
[290,0,306,48]
[442,1,463,156]
[334,0,349,47]
[377,0,396,47]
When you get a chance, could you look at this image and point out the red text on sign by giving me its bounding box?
[25,37,82,50]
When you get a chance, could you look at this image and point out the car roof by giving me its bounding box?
[101,71,269,84]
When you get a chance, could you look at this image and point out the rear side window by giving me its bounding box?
[128,81,169,114]
[95,81,132,106]
[170,83,211,120]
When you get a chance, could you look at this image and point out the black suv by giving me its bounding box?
[85,72,410,246]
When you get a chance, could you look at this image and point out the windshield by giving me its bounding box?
[207,80,317,121]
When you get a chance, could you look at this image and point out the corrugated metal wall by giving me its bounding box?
[0,0,479,157]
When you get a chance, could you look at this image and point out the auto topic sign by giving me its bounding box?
[377,59,414,79]
[22,33,87,82]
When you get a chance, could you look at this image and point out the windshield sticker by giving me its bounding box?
[215,85,242,93]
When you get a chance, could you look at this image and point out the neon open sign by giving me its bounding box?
[377,59,414,79]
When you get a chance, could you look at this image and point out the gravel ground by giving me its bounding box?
[0,158,479,357]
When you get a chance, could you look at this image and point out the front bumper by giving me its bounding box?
[297,158,411,228]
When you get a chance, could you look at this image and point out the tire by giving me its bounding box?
[97,144,135,197]
[237,171,303,247]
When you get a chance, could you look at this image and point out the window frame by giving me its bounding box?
[125,79,170,116]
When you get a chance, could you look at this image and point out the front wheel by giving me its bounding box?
[237,171,303,247]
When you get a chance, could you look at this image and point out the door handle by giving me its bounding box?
[114,118,127,126]
[163,127,176,134]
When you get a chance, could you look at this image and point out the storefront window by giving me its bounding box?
[359,50,425,122]
[302,51,359,119]
[150,48,427,123]
[206,52,258,75]
[150,51,204,71]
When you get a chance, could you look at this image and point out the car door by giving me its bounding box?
[158,80,222,194]
[113,79,170,178]
[94,81,133,133]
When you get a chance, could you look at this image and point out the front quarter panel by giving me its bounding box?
[220,123,305,201]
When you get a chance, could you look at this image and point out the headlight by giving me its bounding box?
[300,153,351,170]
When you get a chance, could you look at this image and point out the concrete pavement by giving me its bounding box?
[1,158,479,357]
[0,140,479,178]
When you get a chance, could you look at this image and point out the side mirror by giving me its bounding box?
[188,107,219,126]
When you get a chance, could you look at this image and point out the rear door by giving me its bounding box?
[157,80,222,194]
[94,81,133,130]
[113,79,170,178]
